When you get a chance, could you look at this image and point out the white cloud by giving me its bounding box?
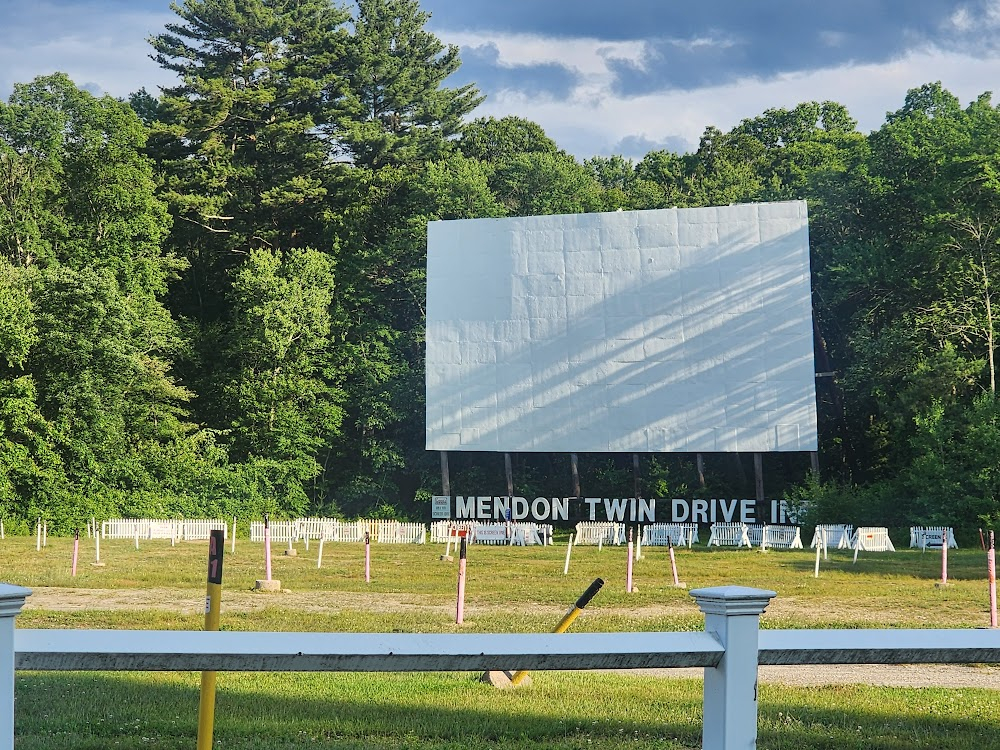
[0,3,175,99]
[441,30,1000,160]
[446,30,649,78]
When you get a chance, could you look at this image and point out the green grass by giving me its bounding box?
[7,534,1000,748]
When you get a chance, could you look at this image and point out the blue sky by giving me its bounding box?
[4,1,1000,160]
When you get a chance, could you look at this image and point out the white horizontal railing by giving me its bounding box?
[14,630,723,672]
[3,584,1000,750]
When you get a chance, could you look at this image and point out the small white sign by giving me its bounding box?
[473,525,509,542]
[431,495,451,519]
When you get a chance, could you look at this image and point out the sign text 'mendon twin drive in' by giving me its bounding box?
[431,496,792,525]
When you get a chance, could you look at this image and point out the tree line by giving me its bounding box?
[1,0,999,534]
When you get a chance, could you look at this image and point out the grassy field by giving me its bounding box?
[7,533,1000,749]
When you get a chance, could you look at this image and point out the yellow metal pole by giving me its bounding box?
[197,529,225,750]
[510,578,604,686]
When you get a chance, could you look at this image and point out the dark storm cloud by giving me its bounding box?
[425,0,986,92]
[449,43,580,99]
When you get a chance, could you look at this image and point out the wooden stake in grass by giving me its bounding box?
[71,529,79,577]
[668,537,685,588]
[456,535,467,625]
[196,529,224,750]
[509,578,605,687]
[563,532,574,575]
[317,537,324,569]
[42,520,47,548]
[626,528,635,593]
[35,518,40,552]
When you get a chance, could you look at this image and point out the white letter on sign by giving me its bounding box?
[672,498,690,522]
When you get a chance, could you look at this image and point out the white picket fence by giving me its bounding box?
[707,522,752,548]
[430,521,552,545]
[748,525,803,550]
[640,523,699,547]
[853,526,895,552]
[250,519,426,544]
[909,526,957,550]
[810,524,854,549]
[573,522,625,545]
[100,519,227,542]
[6,583,1000,750]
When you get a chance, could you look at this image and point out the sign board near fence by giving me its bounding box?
[431,495,791,524]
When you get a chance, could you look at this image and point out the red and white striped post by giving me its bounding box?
[364,531,371,583]
[456,536,468,624]
[71,529,79,577]
[626,528,635,593]
[989,531,997,628]
[264,514,272,582]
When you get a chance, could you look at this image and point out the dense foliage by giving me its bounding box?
[2,0,1000,533]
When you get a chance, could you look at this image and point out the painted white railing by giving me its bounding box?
[573,521,625,545]
[748,525,803,550]
[101,519,227,542]
[640,523,699,548]
[810,524,854,549]
[707,522,752,548]
[909,526,958,550]
[246,519,427,544]
[3,584,1000,750]
[430,521,554,545]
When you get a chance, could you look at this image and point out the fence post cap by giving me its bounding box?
[0,584,31,617]
[689,585,776,616]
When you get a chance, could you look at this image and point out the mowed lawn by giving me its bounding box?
[5,533,1000,749]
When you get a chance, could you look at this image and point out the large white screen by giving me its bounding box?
[425,201,818,453]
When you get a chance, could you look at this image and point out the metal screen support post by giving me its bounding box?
[0,584,30,750]
[690,586,776,750]
[440,452,451,496]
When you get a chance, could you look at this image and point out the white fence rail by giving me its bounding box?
[100,519,227,542]
[430,521,553,545]
[909,526,957,550]
[4,584,1000,750]
[573,522,625,545]
[748,525,803,550]
[811,524,854,549]
[640,523,699,547]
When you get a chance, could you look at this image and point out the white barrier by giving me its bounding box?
[431,521,553,546]
[249,520,299,543]
[248,519,427,544]
[640,523,699,548]
[909,526,957,550]
[707,523,752,548]
[573,522,625,545]
[854,527,895,552]
[810,524,854,550]
[749,525,803,550]
[100,519,226,542]
[6,584,1000,750]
